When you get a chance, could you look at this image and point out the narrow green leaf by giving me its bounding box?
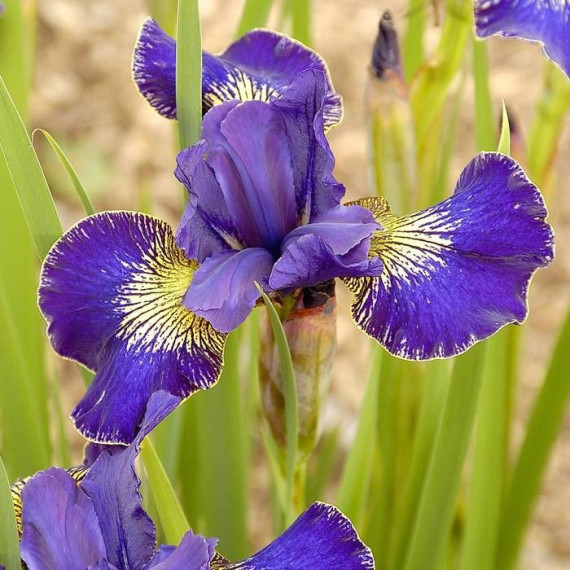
[0,4,51,480]
[460,331,508,570]
[0,456,20,570]
[151,405,185,480]
[497,101,511,155]
[410,0,472,145]
[336,346,381,523]
[34,129,95,216]
[402,0,426,82]
[176,0,202,149]
[473,39,495,152]
[49,369,71,468]
[141,438,190,545]
[0,75,62,259]
[430,72,466,204]
[236,0,273,37]
[496,308,570,570]
[527,62,570,189]
[404,343,486,570]
[256,284,298,524]
[181,330,249,559]
[388,360,451,570]
[365,357,422,564]
[146,0,178,36]
[289,0,312,46]
[305,427,340,505]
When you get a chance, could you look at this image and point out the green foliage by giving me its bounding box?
[0,456,20,569]
[257,284,299,525]
[141,439,191,545]
[176,0,202,149]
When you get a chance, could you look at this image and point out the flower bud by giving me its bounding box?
[366,11,416,214]
[259,281,336,460]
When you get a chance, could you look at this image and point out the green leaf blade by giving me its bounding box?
[0,455,20,570]
[141,438,190,545]
[0,75,62,259]
[176,0,202,150]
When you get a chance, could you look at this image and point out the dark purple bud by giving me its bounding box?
[371,11,401,79]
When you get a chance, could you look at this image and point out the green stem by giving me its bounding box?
[257,285,298,525]
[403,344,486,570]
[496,309,570,570]
[176,0,202,149]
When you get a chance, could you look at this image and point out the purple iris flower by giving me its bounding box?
[15,392,374,570]
[133,18,342,129]
[39,70,553,445]
[474,0,570,77]
[37,70,379,444]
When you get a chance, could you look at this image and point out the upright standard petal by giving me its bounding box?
[474,0,570,77]
[132,18,342,128]
[39,211,226,444]
[20,468,107,570]
[184,248,275,333]
[271,69,346,221]
[197,100,298,251]
[346,153,554,360]
[224,502,374,569]
[81,392,180,570]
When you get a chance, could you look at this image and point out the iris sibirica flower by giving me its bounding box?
[474,0,570,77]
[13,392,374,570]
[133,18,342,129]
[39,69,553,445]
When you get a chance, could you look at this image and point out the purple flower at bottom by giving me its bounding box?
[474,0,570,77]
[38,69,553,445]
[132,18,342,130]
[15,392,373,570]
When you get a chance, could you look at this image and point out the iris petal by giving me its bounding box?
[269,205,382,291]
[199,100,298,250]
[184,248,275,333]
[132,18,342,128]
[147,532,217,569]
[20,468,107,570]
[175,141,243,262]
[81,391,180,570]
[224,502,374,569]
[345,152,554,360]
[474,0,570,76]
[271,69,346,221]
[39,211,226,444]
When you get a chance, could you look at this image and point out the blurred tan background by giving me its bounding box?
[31,1,569,568]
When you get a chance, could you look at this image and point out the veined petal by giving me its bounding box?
[147,532,217,569]
[38,211,226,444]
[81,392,180,570]
[185,248,274,333]
[175,141,243,261]
[269,207,383,291]
[198,100,298,251]
[345,153,554,360]
[20,468,107,570]
[474,0,570,77]
[132,18,342,128]
[271,69,346,221]
[223,502,374,569]
[282,205,380,258]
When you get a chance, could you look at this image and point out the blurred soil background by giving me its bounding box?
[31,0,569,567]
